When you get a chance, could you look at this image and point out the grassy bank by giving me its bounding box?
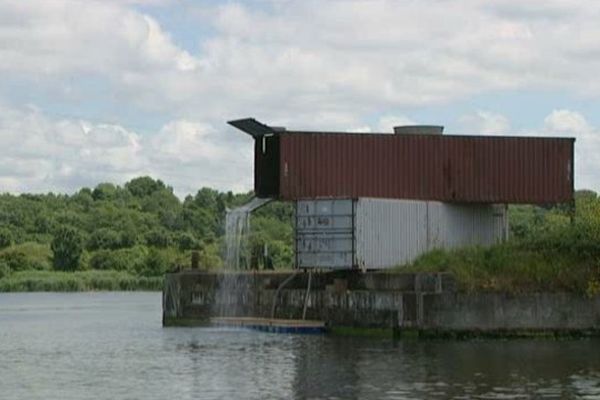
[0,270,163,292]
[404,244,599,296]
[402,196,600,296]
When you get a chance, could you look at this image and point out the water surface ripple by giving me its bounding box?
[1,292,599,399]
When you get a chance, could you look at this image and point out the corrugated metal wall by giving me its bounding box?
[278,133,573,204]
[354,198,429,269]
[296,199,354,269]
[296,198,507,270]
[431,203,506,248]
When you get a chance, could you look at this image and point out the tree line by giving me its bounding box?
[0,176,293,280]
[0,175,599,295]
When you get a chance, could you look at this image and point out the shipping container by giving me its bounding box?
[295,198,507,270]
[230,118,575,204]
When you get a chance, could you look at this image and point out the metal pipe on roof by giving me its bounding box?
[393,125,444,135]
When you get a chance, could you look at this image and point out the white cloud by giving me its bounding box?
[543,109,591,133]
[332,116,417,134]
[543,109,600,191]
[3,0,600,123]
[0,0,201,115]
[346,126,372,133]
[0,104,144,192]
[1,1,600,194]
[376,116,417,133]
[195,0,600,117]
[1,103,599,196]
[147,119,253,194]
[459,111,511,134]
[0,1,198,75]
[151,120,223,163]
[0,105,251,196]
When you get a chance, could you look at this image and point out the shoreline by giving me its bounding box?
[0,270,163,292]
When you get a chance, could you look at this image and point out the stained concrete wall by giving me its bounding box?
[422,292,600,331]
[163,270,600,335]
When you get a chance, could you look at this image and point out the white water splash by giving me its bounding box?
[225,197,272,269]
[218,197,272,316]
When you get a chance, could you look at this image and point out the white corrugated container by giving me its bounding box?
[295,198,507,270]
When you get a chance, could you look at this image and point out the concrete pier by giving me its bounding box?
[163,270,600,337]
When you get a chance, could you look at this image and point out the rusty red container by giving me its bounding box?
[231,119,574,204]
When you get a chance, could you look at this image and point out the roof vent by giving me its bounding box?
[393,125,444,135]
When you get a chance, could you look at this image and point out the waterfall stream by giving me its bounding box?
[217,197,272,316]
[224,197,272,269]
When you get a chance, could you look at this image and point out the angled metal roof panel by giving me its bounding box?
[228,118,276,137]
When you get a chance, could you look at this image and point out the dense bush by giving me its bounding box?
[0,261,9,279]
[0,177,297,291]
[89,246,148,272]
[51,226,84,271]
[0,243,52,271]
[145,229,172,248]
[87,228,122,251]
[125,176,168,198]
[198,242,223,269]
[0,228,13,249]
[0,177,286,278]
[407,192,600,294]
[137,248,182,276]
[176,232,198,251]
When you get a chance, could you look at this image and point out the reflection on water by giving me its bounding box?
[0,292,599,400]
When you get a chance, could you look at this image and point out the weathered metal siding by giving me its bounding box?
[354,198,429,269]
[426,203,507,249]
[296,199,354,269]
[354,199,507,269]
[278,133,574,204]
[296,198,507,270]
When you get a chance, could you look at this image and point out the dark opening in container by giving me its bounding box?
[255,134,280,197]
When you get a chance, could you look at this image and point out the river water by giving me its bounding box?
[1,292,599,400]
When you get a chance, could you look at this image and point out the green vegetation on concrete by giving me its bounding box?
[163,317,209,327]
[408,329,600,339]
[404,191,600,296]
[329,326,395,338]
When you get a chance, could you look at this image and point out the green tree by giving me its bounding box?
[0,228,13,249]
[176,231,198,251]
[125,176,167,198]
[51,226,84,271]
[145,229,171,248]
[192,187,220,211]
[139,248,170,276]
[92,183,118,201]
[89,246,147,272]
[87,228,122,251]
[0,243,51,271]
[0,261,9,279]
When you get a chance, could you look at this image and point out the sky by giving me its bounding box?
[1,0,599,197]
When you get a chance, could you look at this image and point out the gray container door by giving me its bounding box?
[295,199,354,269]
